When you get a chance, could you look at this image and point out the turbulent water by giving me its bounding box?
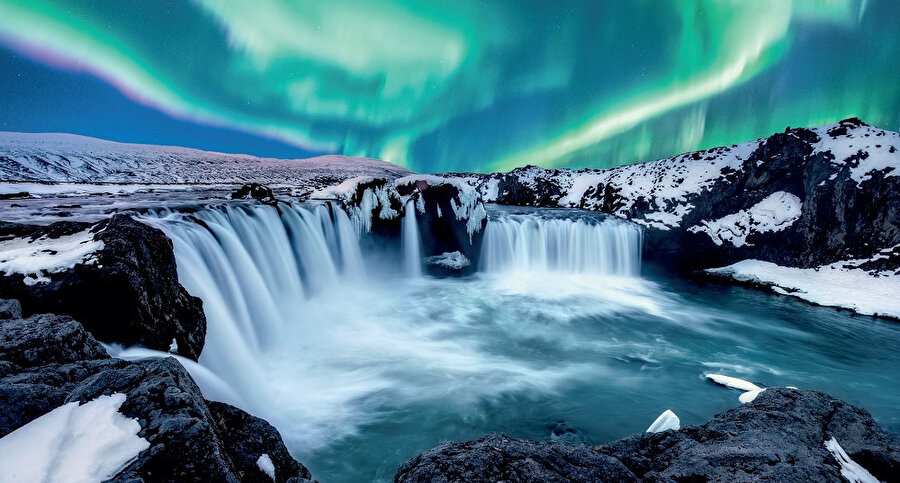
[145,203,900,483]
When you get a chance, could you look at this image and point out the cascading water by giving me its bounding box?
[480,212,642,275]
[401,199,422,277]
[137,203,900,483]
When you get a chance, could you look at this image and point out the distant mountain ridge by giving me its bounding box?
[0,131,411,186]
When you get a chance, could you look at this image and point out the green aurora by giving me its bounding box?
[0,0,897,173]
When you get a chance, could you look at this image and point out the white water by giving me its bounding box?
[401,200,422,277]
[143,204,648,448]
[139,203,900,483]
[480,212,642,275]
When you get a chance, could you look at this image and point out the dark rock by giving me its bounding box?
[0,214,206,360]
[0,312,313,482]
[395,178,488,276]
[232,183,277,203]
[0,298,21,319]
[0,313,109,367]
[397,389,900,483]
[208,401,314,482]
[395,433,637,483]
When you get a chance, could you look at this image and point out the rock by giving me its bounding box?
[0,214,206,360]
[0,312,313,482]
[396,389,900,483]
[0,313,109,367]
[395,433,637,483]
[453,119,900,275]
[395,177,488,275]
[0,298,21,319]
[208,401,314,482]
[232,183,277,203]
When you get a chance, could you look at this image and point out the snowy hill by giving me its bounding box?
[0,132,411,187]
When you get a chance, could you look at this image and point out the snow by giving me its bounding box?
[707,258,900,319]
[0,393,149,483]
[824,437,880,483]
[811,122,900,185]
[646,409,680,433]
[395,175,487,239]
[687,191,802,247]
[0,131,411,187]
[256,453,276,481]
[424,251,471,269]
[0,228,104,285]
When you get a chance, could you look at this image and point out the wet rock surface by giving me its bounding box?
[0,214,207,359]
[396,389,900,483]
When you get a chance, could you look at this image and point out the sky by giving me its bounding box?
[0,0,897,173]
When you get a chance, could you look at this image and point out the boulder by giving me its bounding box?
[232,183,277,204]
[0,311,313,482]
[396,389,900,483]
[0,215,206,360]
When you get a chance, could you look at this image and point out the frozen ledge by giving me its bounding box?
[707,259,900,320]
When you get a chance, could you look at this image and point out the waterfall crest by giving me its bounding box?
[480,212,642,275]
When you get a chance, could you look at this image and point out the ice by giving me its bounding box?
[256,453,276,481]
[646,409,681,433]
[705,374,761,392]
[0,393,149,483]
[739,388,767,403]
[824,437,880,483]
[0,228,104,285]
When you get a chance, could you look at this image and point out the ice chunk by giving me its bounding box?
[706,374,761,392]
[256,453,276,481]
[824,437,880,483]
[739,388,767,403]
[0,393,149,482]
[646,409,681,433]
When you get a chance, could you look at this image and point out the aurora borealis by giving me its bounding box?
[0,0,898,173]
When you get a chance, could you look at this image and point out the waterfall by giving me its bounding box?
[401,199,422,277]
[480,212,642,276]
[144,202,366,411]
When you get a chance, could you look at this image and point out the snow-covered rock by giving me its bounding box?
[0,131,411,188]
[688,191,802,247]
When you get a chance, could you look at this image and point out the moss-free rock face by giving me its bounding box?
[0,215,206,359]
[396,388,900,483]
[0,310,313,482]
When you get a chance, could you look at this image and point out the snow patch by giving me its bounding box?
[707,258,900,319]
[256,453,276,481]
[824,437,880,483]
[811,122,900,185]
[0,229,104,285]
[0,393,149,483]
[688,191,802,247]
[646,409,681,433]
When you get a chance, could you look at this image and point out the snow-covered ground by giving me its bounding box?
[0,393,148,483]
[0,131,411,187]
[708,258,900,319]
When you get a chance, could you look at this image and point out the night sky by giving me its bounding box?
[1,0,897,173]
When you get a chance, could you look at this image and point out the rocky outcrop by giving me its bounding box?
[0,215,206,359]
[313,176,488,275]
[0,306,312,482]
[396,388,900,482]
[451,118,900,274]
[232,183,277,204]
